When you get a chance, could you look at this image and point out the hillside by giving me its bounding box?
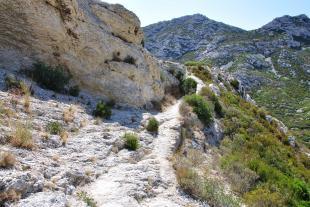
[0,1,309,207]
[144,14,310,144]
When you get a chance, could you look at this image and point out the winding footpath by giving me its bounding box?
[85,76,206,207]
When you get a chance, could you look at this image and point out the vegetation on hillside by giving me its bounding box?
[176,64,310,207]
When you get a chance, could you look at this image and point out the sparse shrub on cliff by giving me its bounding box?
[47,121,63,135]
[230,79,239,90]
[93,101,112,119]
[214,99,224,118]
[123,133,139,151]
[146,117,159,133]
[29,62,71,93]
[184,94,213,126]
[10,123,34,149]
[0,151,16,168]
[181,78,197,95]
[123,55,136,65]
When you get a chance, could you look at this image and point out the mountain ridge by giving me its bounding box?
[144,13,310,144]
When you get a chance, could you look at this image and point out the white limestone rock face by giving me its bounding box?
[0,0,167,106]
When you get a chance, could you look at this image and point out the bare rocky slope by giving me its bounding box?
[0,0,177,107]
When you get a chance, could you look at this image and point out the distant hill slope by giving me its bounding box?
[144,14,310,143]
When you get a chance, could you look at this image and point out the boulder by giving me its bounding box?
[0,0,171,106]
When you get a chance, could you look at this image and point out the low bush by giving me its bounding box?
[69,85,80,97]
[184,61,205,67]
[28,62,71,93]
[188,65,212,83]
[5,75,28,95]
[181,78,197,95]
[10,123,34,149]
[93,101,112,119]
[184,94,213,126]
[230,79,240,90]
[47,122,63,135]
[214,99,225,118]
[0,151,16,168]
[146,117,159,133]
[123,133,139,151]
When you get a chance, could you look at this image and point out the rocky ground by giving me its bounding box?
[0,68,205,207]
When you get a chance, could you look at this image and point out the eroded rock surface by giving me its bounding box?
[0,0,171,106]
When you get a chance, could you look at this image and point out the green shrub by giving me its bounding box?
[146,117,159,133]
[181,78,197,95]
[230,79,240,90]
[184,94,213,126]
[77,191,97,207]
[69,85,80,97]
[93,101,112,119]
[47,122,63,135]
[184,61,205,67]
[214,99,225,118]
[123,133,139,151]
[29,62,71,92]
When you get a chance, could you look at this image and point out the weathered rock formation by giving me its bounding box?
[0,0,171,106]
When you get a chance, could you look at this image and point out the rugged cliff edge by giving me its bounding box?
[0,0,175,107]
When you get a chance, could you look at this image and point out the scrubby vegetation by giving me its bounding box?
[93,101,112,119]
[10,123,34,149]
[177,69,309,206]
[219,90,309,207]
[184,94,213,126]
[123,133,139,151]
[146,117,159,133]
[28,62,71,93]
[181,78,197,95]
[47,121,63,135]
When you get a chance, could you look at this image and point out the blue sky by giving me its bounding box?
[102,0,310,30]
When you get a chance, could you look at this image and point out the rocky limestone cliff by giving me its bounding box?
[0,0,174,107]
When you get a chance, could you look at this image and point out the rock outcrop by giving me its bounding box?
[0,0,171,106]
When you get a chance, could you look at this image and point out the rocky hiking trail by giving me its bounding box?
[84,76,206,207]
[0,69,206,207]
[86,100,201,207]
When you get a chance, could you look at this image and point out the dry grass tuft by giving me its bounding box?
[63,106,75,123]
[60,131,69,145]
[0,151,16,168]
[10,123,34,149]
[0,189,21,204]
[23,92,31,113]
